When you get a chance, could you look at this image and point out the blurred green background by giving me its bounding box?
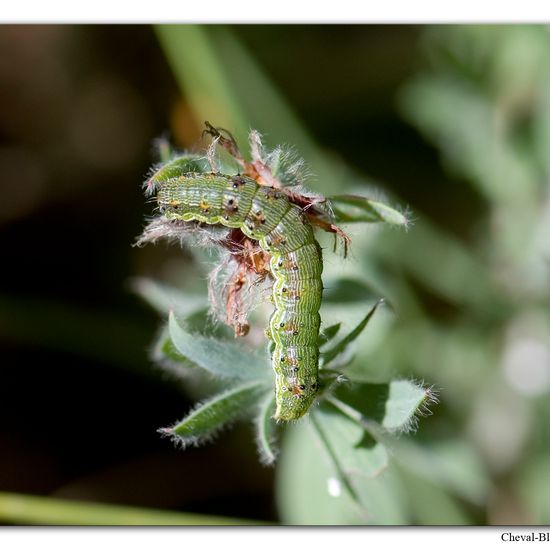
[1,24,549,525]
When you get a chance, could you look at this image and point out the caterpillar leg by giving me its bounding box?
[305,213,351,257]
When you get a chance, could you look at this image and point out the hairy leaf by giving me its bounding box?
[168,311,268,381]
[329,195,409,227]
[382,380,436,431]
[161,381,269,447]
[332,379,437,433]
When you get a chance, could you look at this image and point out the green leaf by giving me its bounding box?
[276,420,364,525]
[168,311,268,381]
[255,393,278,465]
[318,323,341,347]
[151,327,215,386]
[332,379,436,433]
[162,381,269,447]
[131,278,207,318]
[276,406,406,525]
[321,300,383,367]
[312,403,389,484]
[329,195,409,227]
[153,327,187,364]
[382,380,436,431]
[151,327,231,403]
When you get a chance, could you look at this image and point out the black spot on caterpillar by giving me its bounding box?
[154,172,322,421]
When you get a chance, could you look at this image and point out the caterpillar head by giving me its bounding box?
[274,375,318,421]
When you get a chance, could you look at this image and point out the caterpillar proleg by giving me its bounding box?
[154,172,323,421]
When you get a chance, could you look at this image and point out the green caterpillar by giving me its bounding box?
[153,172,323,421]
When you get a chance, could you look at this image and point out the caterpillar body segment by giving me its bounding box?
[145,154,211,196]
[156,172,323,421]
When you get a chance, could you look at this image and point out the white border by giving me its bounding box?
[2,527,549,550]
[1,0,550,23]
[2,7,549,550]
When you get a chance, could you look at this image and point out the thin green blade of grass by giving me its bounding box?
[154,25,344,195]
[0,491,262,526]
[155,25,249,146]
